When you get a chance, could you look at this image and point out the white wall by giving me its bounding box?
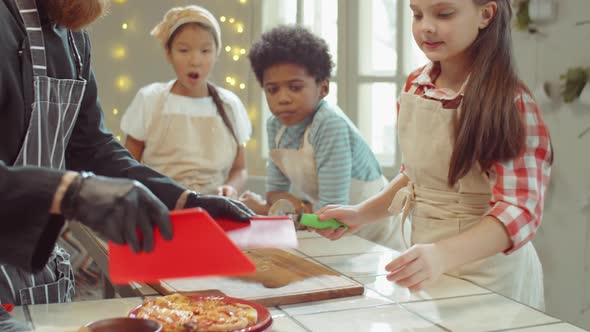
[512,0,590,329]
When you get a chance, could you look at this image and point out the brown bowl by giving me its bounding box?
[84,317,162,332]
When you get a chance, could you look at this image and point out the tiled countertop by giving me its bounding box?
[11,231,589,331]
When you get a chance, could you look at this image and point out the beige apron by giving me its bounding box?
[141,81,238,194]
[389,88,544,309]
[270,126,407,249]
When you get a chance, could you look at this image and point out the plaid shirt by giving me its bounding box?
[400,63,552,254]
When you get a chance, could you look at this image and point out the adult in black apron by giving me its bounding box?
[0,0,83,306]
[0,0,254,305]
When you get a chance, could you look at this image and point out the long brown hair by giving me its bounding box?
[448,0,525,186]
[45,0,109,30]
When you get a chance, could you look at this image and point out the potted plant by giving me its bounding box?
[560,67,590,103]
[513,0,532,31]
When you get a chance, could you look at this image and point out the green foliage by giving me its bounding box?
[514,0,532,31]
[560,67,590,103]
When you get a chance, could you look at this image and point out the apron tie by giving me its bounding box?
[388,182,415,249]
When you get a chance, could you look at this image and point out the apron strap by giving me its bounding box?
[67,31,84,80]
[274,126,288,147]
[14,0,47,77]
[407,83,419,95]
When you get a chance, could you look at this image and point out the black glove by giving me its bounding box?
[185,191,255,222]
[61,172,173,253]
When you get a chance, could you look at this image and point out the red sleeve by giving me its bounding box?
[485,91,553,254]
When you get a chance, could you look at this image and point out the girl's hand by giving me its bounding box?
[385,244,446,292]
[314,205,364,240]
[217,185,238,199]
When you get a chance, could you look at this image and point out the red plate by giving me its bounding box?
[128,295,273,332]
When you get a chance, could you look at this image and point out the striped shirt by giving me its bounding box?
[267,100,382,210]
[401,63,553,254]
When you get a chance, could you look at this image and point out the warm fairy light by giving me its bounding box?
[239,48,246,55]
[245,138,257,150]
[232,55,240,61]
[113,108,119,115]
[239,83,246,90]
[111,46,127,60]
[226,76,238,86]
[247,108,257,121]
[225,76,237,86]
[113,0,127,3]
[225,46,232,52]
[220,16,226,22]
[239,0,247,3]
[115,75,132,92]
[116,135,122,141]
[229,17,235,23]
[236,24,244,33]
[121,22,128,30]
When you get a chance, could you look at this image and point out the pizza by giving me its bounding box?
[134,293,258,331]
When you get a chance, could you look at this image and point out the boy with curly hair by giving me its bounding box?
[241,25,406,249]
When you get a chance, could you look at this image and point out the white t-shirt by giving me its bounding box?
[120,81,251,145]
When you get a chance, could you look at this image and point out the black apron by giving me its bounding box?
[0,0,86,305]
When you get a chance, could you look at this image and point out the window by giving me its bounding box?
[261,0,427,171]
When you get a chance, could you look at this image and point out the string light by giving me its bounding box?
[113,108,119,115]
[229,17,235,23]
[111,45,127,60]
[232,55,240,61]
[239,48,246,55]
[220,16,227,22]
[116,135,122,141]
[115,75,132,92]
[225,76,237,86]
[248,108,257,121]
[239,0,247,3]
[113,0,127,3]
[121,22,128,30]
[245,138,257,150]
[239,83,246,90]
[235,23,244,33]
[225,46,232,52]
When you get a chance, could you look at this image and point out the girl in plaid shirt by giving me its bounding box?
[315,0,552,309]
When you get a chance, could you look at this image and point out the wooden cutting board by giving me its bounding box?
[152,248,364,306]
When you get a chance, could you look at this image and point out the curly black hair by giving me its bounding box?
[248,25,334,85]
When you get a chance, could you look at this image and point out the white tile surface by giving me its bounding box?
[296,230,322,239]
[511,322,589,331]
[315,252,399,277]
[293,304,446,331]
[269,306,287,318]
[297,236,392,257]
[268,316,308,332]
[280,289,393,316]
[403,293,559,332]
[355,274,491,303]
[29,297,143,330]
[33,328,80,332]
[11,305,28,325]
